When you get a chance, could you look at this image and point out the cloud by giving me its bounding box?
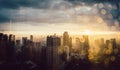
[0,13,10,22]
[0,0,72,23]
[0,0,119,32]
[0,0,51,9]
[0,0,54,23]
[66,0,120,3]
[65,0,120,28]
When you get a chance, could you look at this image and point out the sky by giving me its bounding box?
[0,0,120,34]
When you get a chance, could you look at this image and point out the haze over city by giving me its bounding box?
[0,0,120,70]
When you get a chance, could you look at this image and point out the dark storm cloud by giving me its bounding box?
[0,0,51,9]
[0,8,12,23]
[0,13,9,22]
[0,0,51,23]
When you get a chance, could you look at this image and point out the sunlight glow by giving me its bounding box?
[83,29,92,35]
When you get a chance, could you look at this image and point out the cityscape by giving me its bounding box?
[0,32,120,70]
[0,0,120,70]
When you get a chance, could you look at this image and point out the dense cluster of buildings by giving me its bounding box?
[0,32,120,70]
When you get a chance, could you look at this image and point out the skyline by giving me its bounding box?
[1,30,120,36]
[1,31,120,70]
[0,0,120,70]
[1,31,120,43]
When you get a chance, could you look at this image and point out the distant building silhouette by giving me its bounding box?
[80,35,89,59]
[0,33,8,61]
[22,37,27,46]
[8,34,15,61]
[111,38,117,49]
[63,32,69,46]
[15,40,21,52]
[30,35,33,42]
[63,32,72,47]
[63,32,72,58]
[47,34,61,47]
[46,34,61,70]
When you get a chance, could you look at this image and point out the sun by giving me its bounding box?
[83,29,91,35]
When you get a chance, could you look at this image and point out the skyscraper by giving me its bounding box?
[0,33,3,40]
[9,34,15,42]
[76,38,80,47]
[30,35,33,42]
[81,35,89,59]
[63,32,69,46]
[111,38,117,49]
[0,34,8,61]
[46,34,61,70]
[62,32,72,61]
[8,34,15,61]
[63,32,72,47]
[69,37,72,47]
[15,40,21,52]
[47,35,61,47]
[3,34,8,42]
[22,37,27,46]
